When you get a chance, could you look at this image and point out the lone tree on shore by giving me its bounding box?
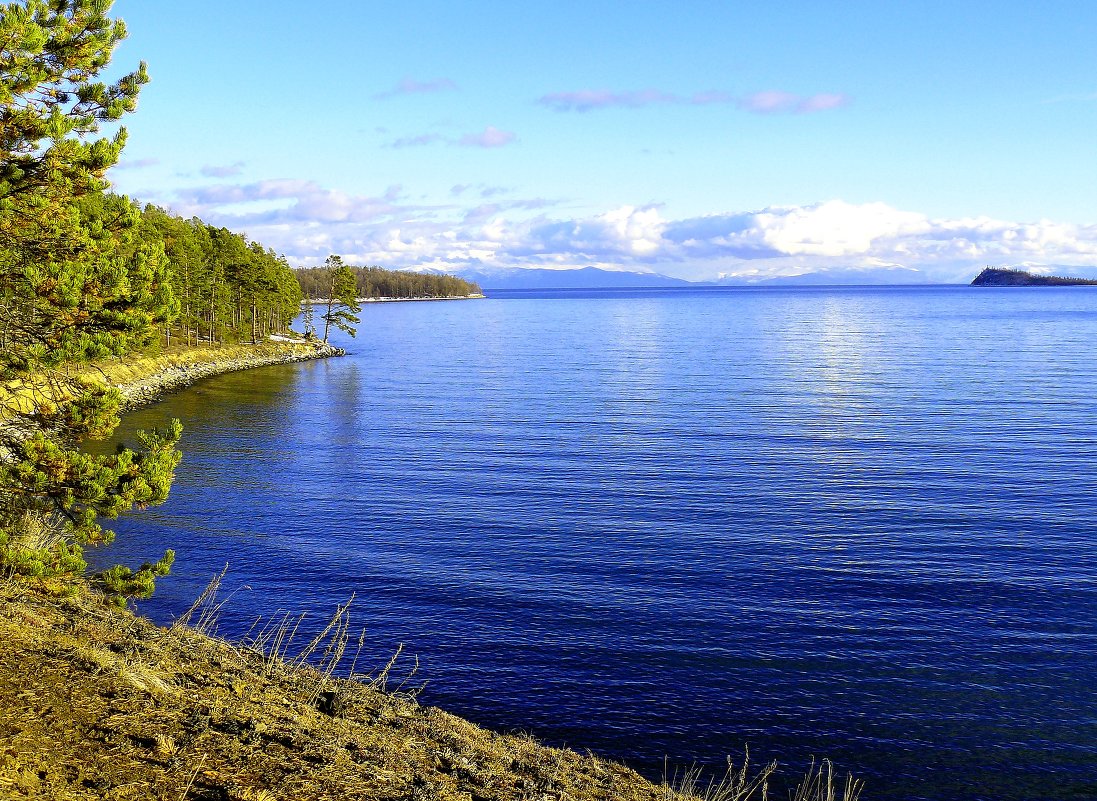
[0,0,180,601]
[320,255,361,342]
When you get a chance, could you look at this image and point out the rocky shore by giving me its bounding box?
[103,341,345,411]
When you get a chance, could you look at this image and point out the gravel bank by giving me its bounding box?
[113,342,345,410]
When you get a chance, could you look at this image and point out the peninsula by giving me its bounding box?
[971,267,1097,286]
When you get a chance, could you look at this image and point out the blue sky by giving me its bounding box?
[105,1,1097,280]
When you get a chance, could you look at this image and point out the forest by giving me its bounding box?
[0,0,488,604]
[13,194,307,350]
[295,264,481,300]
[132,201,304,346]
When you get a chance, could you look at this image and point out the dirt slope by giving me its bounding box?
[0,582,685,801]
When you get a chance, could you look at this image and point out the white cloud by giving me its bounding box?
[157,180,1097,280]
[172,180,401,224]
[538,89,678,112]
[672,201,930,257]
[738,91,851,114]
[385,128,517,149]
[597,205,666,255]
[114,158,160,170]
[795,93,850,113]
[387,133,444,149]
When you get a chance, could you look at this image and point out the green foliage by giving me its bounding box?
[970,267,1097,287]
[0,1,309,601]
[0,527,86,580]
[0,0,164,379]
[0,0,148,228]
[95,549,175,607]
[1,418,182,545]
[130,206,303,346]
[0,2,158,376]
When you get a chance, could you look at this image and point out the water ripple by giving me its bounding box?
[95,287,1097,801]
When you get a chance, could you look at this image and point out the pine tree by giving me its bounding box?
[0,1,178,601]
[320,255,361,342]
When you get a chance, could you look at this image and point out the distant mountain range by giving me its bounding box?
[719,265,929,286]
[418,263,1097,290]
[426,264,929,290]
[440,266,691,289]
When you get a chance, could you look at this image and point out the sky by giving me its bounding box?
[103,1,1097,282]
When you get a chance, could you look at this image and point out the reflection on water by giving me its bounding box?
[93,287,1097,801]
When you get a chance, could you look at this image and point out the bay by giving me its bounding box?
[93,286,1097,801]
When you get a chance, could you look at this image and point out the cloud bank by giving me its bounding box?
[161,182,1097,282]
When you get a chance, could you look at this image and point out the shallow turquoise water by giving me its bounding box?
[95,286,1097,800]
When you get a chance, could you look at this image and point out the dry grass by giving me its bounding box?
[792,757,864,801]
[172,564,236,637]
[0,580,685,800]
[664,749,776,801]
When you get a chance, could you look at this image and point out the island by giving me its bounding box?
[971,267,1097,286]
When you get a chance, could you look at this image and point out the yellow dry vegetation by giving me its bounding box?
[88,342,321,387]
[0,341,325,423]
[0,581,698,801]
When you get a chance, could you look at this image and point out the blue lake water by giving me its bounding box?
[93,286,1097,800]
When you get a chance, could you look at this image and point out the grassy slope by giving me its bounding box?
[91,341,331,386]
[0,581,678,801]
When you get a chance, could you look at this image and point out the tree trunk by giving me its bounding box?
[323,273,336,342]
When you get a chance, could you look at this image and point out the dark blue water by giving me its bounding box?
[93,286,1097,800]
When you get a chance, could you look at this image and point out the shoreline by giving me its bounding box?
[303,294,485,304]
[99,340,346,411]
[0,579,682,800]
[0,340,344,440]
